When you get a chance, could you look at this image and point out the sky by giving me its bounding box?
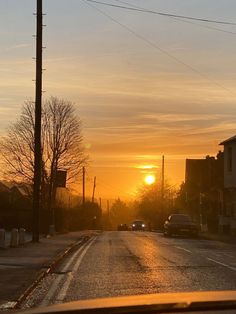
[1,1,236,200]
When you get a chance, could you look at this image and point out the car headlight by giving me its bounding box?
[142,224,145,227]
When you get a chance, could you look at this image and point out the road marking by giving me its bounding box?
[207,258,236,271]
[55,237,96,303]
[40,237,96,307]
[175,246,192,253]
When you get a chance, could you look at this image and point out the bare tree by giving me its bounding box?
[44,97,87,216]
[0,101,36,183]
[137,180,177,229]
[44,97,86,183]
[0,97,87,209]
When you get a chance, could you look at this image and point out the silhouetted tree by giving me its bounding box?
[0,97,87,212]
[137,181,176,229]
[110,198,138,229]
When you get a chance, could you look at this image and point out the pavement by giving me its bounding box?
[200,231,236,244]
[0,230,98,310]
[153,229,236,245]
[5,232,32,247]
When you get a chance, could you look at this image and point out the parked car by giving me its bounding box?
[131,220,146,231]
[117,224,128,231]
[164,214,199,237]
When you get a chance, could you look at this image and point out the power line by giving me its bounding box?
[82,0,236,97]
[115,0,236,35]
[85,0,236,26]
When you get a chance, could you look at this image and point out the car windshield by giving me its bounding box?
[1,1,236,313]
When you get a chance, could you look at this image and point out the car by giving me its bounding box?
[117,224,128,231]
[164,214,199,237]
[131,220,146,231]
[18,291,236,314]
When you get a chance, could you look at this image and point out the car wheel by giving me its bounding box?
[167,230,172,237]
[164,230,171,237]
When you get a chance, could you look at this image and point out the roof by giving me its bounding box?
[220,135,236,145]
[0,181,32,197]
[0,182,11,193]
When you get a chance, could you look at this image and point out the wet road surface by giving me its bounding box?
[21,231,236,308]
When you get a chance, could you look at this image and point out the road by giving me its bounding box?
[21,231,236,309]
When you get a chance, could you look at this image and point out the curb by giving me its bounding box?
[199,233,236,245]
[14,234,92,309]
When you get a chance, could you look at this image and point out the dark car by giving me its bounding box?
[117,224,128,231]
[131,220,146,231]
[164,214,199,237]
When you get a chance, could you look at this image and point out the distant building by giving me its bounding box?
[185,152,224,232]
[220,135,236,235]
[186,155,223,191]
[220,135,236,188]
[0,181,32,229]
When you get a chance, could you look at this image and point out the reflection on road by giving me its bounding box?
[21,231,236,309]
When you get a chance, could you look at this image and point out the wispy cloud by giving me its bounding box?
[0,43,32,53]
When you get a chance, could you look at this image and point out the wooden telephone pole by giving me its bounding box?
[32,0,43,242]
[160,155,165,223]
[107,200,110,218]
[161,155,165,202]
[92,176,96,203]
[82,166,85,204]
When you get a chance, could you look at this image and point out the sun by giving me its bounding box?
[144,174,156,185]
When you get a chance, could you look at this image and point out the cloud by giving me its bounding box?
[0,43,32,53]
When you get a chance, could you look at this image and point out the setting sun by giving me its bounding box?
[144,174,156,185]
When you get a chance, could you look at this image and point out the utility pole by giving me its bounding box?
[160,155,165,224]
[82,166,85,204]
[92,176,96,203]
[107,200,110,217]
[32,0,43,243]
[161,155,165,201]
[99,197,102,209]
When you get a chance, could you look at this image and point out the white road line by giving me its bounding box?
[55,237,96,303]
[40,244,86,307]
[207,257,236,271]
[40,275,63,307]
[175,246,192,253]
[40,237,95,307]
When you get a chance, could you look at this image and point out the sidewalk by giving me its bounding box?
[0,230,98,310]
[200,231,236,245]
[5,231,32,247]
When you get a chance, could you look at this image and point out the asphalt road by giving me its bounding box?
[21,231,236,309]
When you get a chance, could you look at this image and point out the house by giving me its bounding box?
[0,181,32,229]
[220,135,236,235]
[185,152,224,232]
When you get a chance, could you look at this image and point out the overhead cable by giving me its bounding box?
[82,0,235,97]
[114,0,236,35]
[85,0,236,26]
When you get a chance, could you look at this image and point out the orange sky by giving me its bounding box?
[1,1,236,200]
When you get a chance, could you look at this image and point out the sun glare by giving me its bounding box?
[144,174,155,185]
